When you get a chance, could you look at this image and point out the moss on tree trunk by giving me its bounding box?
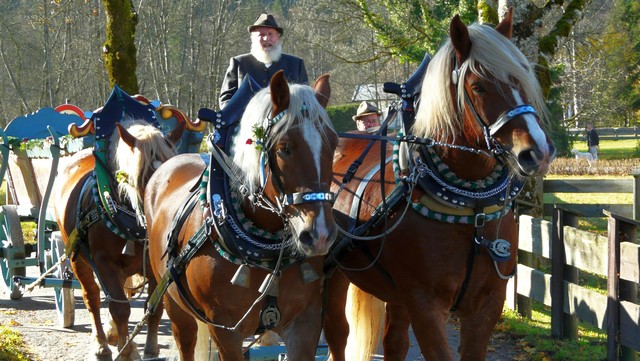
[102,0,139,95]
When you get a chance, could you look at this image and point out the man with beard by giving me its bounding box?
[219,13,308,109]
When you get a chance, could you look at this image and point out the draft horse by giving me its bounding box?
[144,71,338,361]
[54,96,187,361]
[324,9,556,361]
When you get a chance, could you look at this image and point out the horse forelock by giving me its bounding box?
[110,119,177,210]
[413,22,547,142]
[232,83,336,195]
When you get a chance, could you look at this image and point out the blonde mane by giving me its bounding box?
[413,22,548,142]
[110,119,178,212]
[231,84,336,195]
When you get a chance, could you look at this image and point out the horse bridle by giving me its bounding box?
[258,107,336,212]
[452,56,538,155]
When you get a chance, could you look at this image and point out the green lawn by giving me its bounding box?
[572,138,640,159]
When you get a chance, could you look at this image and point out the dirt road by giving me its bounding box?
[0,268,519,360]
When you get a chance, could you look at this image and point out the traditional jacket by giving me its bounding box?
[219,53,308,109]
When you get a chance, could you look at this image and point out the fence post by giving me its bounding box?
[632,170,639,221]
[616,214,638,361]
[607,214,621,361]
[551,207,579,340]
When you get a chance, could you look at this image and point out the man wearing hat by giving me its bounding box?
[353,101,382,133]
[219,13,308,109]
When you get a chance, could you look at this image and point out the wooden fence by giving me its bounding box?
[507,209,640,360]
[568,126,640,140]
[542,172,640,219]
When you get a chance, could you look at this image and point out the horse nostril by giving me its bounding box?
[299,230,312,245]
[516,148,541,174]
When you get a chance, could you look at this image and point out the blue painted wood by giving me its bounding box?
[4,107,85,139]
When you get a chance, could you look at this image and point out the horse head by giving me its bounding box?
[414,7,556,178]
[232,70,339,257]
[112,119,185,211]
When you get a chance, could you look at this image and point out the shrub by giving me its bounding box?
[327,103,359,132]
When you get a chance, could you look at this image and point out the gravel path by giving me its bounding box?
[0,267,519,360]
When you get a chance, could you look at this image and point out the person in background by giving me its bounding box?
[585,121,599,160]
[353,101,382,133]
[219,13,308,109]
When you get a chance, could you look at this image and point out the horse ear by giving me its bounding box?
[496,7,514,39]
[167,120,186,145]
[270,70,290,117]
[116,123,137,150]
[450,14,471,63]
[313,73,331,108]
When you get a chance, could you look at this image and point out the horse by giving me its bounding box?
[144,70,338,361]
[323,9,556,361]
[54,116,186,360]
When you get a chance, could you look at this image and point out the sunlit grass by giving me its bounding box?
[572,138,640,159]
[0,325,31,361]
[499,304,607,361]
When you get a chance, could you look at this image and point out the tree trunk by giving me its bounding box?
[101,0,139,94]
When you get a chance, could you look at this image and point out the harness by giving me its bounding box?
[328,53,537,311]
[152,76,335,333]
[63,86,168,303]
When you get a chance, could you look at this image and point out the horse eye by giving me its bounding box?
[277,144,290,156]
[472,84,485,94]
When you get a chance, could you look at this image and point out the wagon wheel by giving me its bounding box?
[45,232,75,328]
[0,205,25,300]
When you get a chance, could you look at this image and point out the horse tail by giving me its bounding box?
[344,283,385,361]
[194,320,217,360]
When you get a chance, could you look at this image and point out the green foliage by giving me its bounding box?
[327,103,359,132]
[0,326,31,361]
[350,0,478,63]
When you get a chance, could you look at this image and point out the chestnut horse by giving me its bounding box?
[54,117,185,360]
[324,9,556,361]
[144,71,338,361]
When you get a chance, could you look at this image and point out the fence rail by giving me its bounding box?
[568,126,640,140]
[508,209,640,360]
[542,173,640,219]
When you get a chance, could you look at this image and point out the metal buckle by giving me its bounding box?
[474,213,486,228]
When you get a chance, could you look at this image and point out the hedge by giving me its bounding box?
[327,103,359,132]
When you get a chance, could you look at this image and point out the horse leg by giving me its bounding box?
[383,303,410,361]
[71,258,112,360]
[103,275,138,361]
[210,326,245,361]
[281,297,323,361]
[164,295,198,361]
[143,275,163,359]
[322,271,350,361]
[406,298,453,361]
[457,284,507,360]
[104,313,118,345]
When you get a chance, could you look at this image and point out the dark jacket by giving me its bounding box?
[587,129,599,147]
[219,53,308,109]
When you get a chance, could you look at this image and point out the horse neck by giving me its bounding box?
[441,128,498,181]
[240,188,285,233]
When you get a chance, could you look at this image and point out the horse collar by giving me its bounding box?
[415,146,523,212]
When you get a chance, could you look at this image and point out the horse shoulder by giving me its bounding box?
[144,153,205,220]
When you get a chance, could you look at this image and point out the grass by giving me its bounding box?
[0,325,32,361]
[498,304,607,361]
[572,138,640,159]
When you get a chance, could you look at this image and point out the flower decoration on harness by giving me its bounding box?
[248,108,288,151]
